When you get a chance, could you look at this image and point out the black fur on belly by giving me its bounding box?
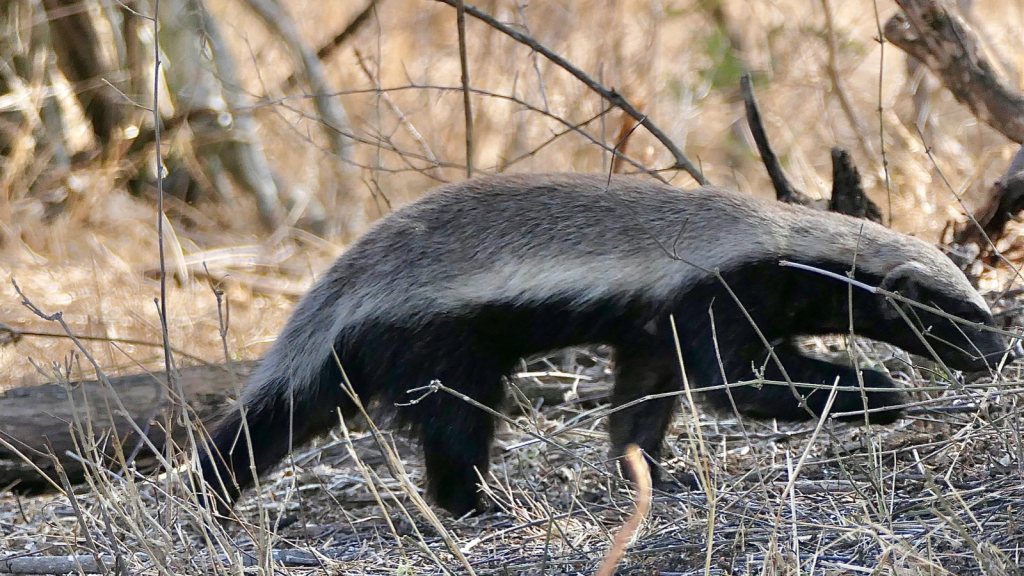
[196,258,1006,517]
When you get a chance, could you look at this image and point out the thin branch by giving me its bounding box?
[266,82,666,179]
[0,326,210,364]
[153,0,175,410]
[0,548,361,574]
[432,0,707,185]
[455,0,474,177]
[278,0,380,92]
[353,50,444,180]
[820,0,875,161]
[42,440,109,575]
[872,0,893,224]
[241,0,355,164]
[10,279,177,475]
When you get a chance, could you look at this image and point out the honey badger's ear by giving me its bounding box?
[879,262,928,318]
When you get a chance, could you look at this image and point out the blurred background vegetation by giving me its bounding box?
[1,0,1021,385]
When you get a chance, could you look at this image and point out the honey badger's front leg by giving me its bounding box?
[674,315,908,424]
[731,341,908,423]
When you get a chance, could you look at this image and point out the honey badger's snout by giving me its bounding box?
[969,329,1015,371]
[874,263,1013,374]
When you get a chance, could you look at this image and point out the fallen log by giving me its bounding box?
[0,361,256,491]
[949,147,1024,255]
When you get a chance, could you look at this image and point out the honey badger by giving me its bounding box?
[196,173,1009,516]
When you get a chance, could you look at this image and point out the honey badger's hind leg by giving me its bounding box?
[607,345,682,487]
[729,342,908,424]
[394,352,508,517]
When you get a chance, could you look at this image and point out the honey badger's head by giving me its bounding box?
[857,261,1010,373]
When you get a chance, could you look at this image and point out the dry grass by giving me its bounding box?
[2,0,1024,574]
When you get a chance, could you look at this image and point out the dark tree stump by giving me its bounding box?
[829,148,882,223]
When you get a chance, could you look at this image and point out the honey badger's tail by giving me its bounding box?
[193,280,359,514]
[194,382,290,512]
[194,359,351,514]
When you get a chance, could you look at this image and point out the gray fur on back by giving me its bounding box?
[242,173,988,407]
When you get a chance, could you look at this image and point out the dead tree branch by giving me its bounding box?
[741,75,881,222]
[0,361,256,490]
[885,1,1024,248]
[279,0,381,92]
[829,148,883,223]
[740,74,813,206]
[884,0,1024,144]
[241,0,365,235]
[158,0,286,231]
[0,547,355,574]
[241,0,355,167]
[951,146,1024,251]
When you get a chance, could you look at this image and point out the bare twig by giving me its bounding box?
[0,548,359,574]
[43,439,109,575]
[334,361,477,576]
[152,0,175,398]
[240,0,356,167]
[872,0,894,224]
[742,76,883,222]
[0,322,22,346]
[432,0,706,185]
[0,327,208,364]
[915,127,1024,282]
[353,50,444,180]
[278,0,381,92]
[820,0,874,161]
[265,82,662,177]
